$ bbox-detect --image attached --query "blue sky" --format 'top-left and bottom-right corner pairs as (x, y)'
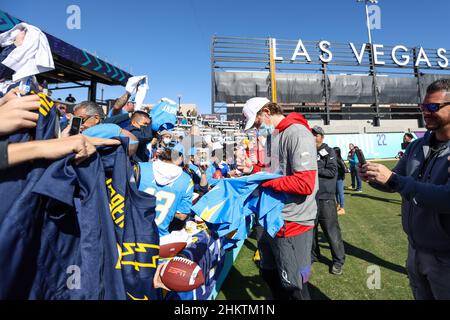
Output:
(2, 0), (449, 113)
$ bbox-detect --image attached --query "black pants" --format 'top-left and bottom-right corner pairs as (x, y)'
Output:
(350, 167), (362, 190)
(406, 244), (450, 300)
(312, 199), (346, 267)
(257, 226), (313, 300)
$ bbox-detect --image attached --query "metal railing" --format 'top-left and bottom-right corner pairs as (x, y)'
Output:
(211, 35), (450, 126)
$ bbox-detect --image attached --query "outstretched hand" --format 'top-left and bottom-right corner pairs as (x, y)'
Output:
(40, 135), (120, 165)
(153, 262), (170, 291)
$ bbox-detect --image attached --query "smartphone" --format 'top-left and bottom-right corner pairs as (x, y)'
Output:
(69, 117), (82, 136)
(197, 148), (210, 166)
(355, 148), (366, 165)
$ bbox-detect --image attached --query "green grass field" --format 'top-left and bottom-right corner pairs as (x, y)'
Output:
(217, 160), (413, 300)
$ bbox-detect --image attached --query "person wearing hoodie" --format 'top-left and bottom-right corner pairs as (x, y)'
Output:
(137, 143), (194, 237)
(311, 126), (345, 275)
(242, 97), (318, 300)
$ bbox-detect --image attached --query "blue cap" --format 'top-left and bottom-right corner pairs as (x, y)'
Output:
(218, 162), (230, 176)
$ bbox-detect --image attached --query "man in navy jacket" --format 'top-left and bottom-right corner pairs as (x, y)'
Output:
(359, 79), (450, 300)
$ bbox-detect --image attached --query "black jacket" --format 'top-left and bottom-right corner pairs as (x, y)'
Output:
(336, 158), (348, 180)
(372, 131), (450, 253)
(316, 143), (338, 200)
(126, 124), (153, 162)
(0, 44), (15, 81)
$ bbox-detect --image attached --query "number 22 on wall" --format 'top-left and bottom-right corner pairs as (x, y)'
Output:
(376, 134), (387, 146)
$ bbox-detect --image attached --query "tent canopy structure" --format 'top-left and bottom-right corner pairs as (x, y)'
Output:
(0, 10), (133, 100)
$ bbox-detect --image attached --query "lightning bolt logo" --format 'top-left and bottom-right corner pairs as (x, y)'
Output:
(127, 292), (149, 300)
(199, 200), (226, 221)
(116, 243), (160, 271)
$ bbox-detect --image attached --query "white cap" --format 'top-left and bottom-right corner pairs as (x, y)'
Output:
(242, 97), (270, 130)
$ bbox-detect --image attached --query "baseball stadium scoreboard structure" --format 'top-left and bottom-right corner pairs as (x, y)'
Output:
(211, 36), (450, 125)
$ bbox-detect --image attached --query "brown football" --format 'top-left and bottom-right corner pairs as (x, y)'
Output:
(160, 257), (205, 292)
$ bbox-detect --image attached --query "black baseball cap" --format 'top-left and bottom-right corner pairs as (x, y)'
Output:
(312, 125), (325, 136)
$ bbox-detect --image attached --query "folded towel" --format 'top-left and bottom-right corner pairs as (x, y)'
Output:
(0, 23), (55, 81)
(126, 75), (149, 111)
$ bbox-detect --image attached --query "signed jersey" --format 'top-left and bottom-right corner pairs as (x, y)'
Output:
(2, 139), (159, 300)
(137, 162), (194, 237)
(0, 93), (57, 299)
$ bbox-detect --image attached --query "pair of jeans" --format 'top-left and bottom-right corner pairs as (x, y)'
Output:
(312, 199), (346, 267)
(406, 244), (450, 300)
(350, 167), (362, 190)
(336, 179), (345, 209)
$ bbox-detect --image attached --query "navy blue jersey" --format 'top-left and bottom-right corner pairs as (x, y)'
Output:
(0, 93), (57, 299)
(0, 92), (57, 218)
(29, 153), (122, 299)
(124, 124), (153, 163)
(102, 140), (161, 300)
(27, 139), (160, 300)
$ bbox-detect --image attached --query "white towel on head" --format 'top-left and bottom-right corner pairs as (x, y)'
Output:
(126, 75), (149, 111)
(0, 23), (54, 81)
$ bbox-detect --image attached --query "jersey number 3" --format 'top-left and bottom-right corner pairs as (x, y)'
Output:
(144, 188), (176, 226)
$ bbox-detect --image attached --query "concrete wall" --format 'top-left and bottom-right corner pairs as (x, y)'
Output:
(307, 119), (422, 135)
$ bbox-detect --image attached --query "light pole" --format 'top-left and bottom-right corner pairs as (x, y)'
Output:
(357, 0), (378, 44)
(232, 100), (238, 122)
(357, 0), (381, 126)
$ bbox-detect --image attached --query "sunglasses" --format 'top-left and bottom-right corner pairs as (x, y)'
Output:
(419, 102), (450, 113)
(81, 115), (96, 124)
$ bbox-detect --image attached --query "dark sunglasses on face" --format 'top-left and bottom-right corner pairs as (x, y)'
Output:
(419, 102), (450, 113)
(81, 115), (95, 124)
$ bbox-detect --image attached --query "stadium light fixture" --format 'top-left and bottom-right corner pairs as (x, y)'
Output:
(177, 94), (182, 109)
(357, 0), (381, 126)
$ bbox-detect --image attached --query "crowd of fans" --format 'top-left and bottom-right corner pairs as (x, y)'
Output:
(3, 74), (444, 301)
(0, 76), (416, 299)
(0, 73), (361, 299)
(1, 24), (449, 301)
